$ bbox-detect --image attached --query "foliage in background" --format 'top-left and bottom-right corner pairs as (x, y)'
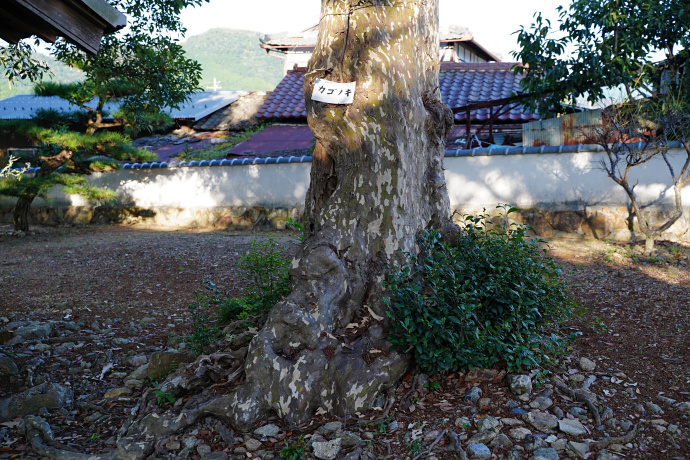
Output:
(1, 0), (209, 135)
(513, 0), (690, 116)
(591, 96), (690, 253)
(385, 206), (577, 375)
(187, 281), (221, 355)
(0, 53), (83, 100)
(0, 39), (51, 84)
(279, 435), (306, 460)
(0, 156), (29, 179)
(175, 123), (271, 161)
(188, 237), (291, 354)
(48, 0), (208, 134)
(0, 118), (154, 231)
(216, 238), (290, 324)
(182, 29), (283, 91)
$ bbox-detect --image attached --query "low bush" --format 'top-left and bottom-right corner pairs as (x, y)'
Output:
(384, 205), (577, 375)
(188, 237), (291, 353)
(216, 238), (290, 323)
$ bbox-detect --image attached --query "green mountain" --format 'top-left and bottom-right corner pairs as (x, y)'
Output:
(0, 54), (84, 100)
(182, 28), (284, 92)
(0, 29), (282, 100)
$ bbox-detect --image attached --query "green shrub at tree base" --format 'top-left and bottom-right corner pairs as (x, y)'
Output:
(188, 237), (291, 354)
(384, 205), (577, 375)
(215, 238), (291, 325)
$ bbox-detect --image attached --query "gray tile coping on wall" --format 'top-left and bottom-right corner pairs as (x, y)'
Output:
(14, 141), (684, 174)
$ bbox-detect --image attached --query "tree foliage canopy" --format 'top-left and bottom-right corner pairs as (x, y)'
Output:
(513, 0), (690, 116)
(0, 39), (51, 84)
(2, 0), (209, 133)
(50, 0), (208, 132)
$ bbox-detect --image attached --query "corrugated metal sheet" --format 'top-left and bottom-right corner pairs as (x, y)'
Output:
(169, 91), (248, 120)
(0, 95), (119, 120)
(522, 109), (602, 147)
(0, 91), (248, 121)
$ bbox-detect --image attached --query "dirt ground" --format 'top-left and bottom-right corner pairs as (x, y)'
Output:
(0, 224), (689, 459)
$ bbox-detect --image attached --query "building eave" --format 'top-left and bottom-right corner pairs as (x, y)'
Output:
(0, 0), (126, 55)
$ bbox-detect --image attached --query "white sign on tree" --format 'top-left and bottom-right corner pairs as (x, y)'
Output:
(311, 78), (356, 104)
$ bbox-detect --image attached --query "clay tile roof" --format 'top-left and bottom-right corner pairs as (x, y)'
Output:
(440, 62), (539, 122)
(255, 68), (308, 120)
(256, 63), (539, 122)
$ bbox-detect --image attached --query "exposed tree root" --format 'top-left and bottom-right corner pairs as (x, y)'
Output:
(589, 425), (639, 449)
(444, 430), (469, 460)
(412, 428), (448, 460)
(552, 378), (602, 427)
(19, 415), (115, 460)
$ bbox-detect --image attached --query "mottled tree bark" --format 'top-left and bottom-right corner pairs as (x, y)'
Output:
(222, 0), (454, 428)
(119, 2), (454, 451)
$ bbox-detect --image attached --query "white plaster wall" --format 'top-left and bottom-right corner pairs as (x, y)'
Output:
(0, 163), (312, 208)
(2, 148), (689, 212)
(444, 148), (690, 211)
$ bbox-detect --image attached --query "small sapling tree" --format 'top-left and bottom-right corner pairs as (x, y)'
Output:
(593, 99), (690, 253)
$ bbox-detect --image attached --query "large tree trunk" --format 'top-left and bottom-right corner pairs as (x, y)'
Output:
(12, 149), (73, 232)
(223, 0), (453, 429)
(12, 194), (35, 232)
(117, 1), (454, 453)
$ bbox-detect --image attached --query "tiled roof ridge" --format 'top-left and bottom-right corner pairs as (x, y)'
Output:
(288, 63), (518, 73)
(14, 141), (686, 174)
(440, 62), (520, 71)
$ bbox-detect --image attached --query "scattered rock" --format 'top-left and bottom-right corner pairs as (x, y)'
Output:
(104, 387), (132, 399)
(15, 322), (52, 340)
(147, 350), (195, 379)
(656, 394), (676, 406)
(530, 395), (553, 411)
(126, 363), (149, 381)
(465, 386), (483, 403)
(530, 447), (559, 460)
(318, 421), (343, 434)
(644, 401), (664, 415)
(523, 434), (548, 451)
(0, 357), (18, 377)
(0, 382), (73, 422)
(510, 375), (533, 399)
(334, 431), (363, 447)
(579, 357), (597, 372)
(566, 440), (589, 458)
(244, 438), (261, 452)
(476, 415), (499, 432)
(254, 423), (280, 438)
(523, 411), (558, 432)
(558, 419), (588, 437)
(128, 355), (148, 367)
(312, 438), (342, 460)
(469, 428), (497, 444)
(501, 418), (524, 427)
(466, 442), (491, 459)
(490, 433), (514, 448)
(465, 368), (500, 382)
(509, 427), (533, 442)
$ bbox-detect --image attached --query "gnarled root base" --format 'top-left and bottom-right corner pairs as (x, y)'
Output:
(111, 233), (409, 458)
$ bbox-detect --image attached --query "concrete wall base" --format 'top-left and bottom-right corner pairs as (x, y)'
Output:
(0, 205), (303, 232)
(2, 203), (689, 244)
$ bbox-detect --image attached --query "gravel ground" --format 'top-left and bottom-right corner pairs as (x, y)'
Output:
(0, 224), (688, 459)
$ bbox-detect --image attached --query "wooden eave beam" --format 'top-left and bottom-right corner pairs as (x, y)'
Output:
(0, 0), (126, 55)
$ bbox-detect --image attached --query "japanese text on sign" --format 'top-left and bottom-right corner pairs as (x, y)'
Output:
(311, 78), (356, 104)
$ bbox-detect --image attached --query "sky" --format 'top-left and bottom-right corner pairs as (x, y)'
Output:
(180, 0), (570, 61)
